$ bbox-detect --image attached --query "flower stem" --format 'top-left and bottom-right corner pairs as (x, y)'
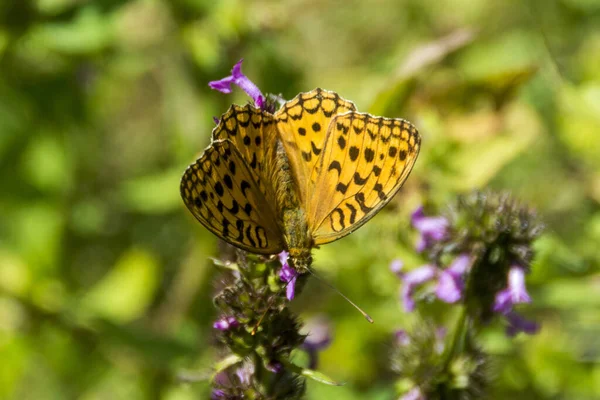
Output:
(442, 304), (469, 372)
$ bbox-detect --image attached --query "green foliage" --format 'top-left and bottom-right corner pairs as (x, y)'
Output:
(0, 0), (598, 399)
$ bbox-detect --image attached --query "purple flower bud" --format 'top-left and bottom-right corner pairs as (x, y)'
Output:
(266, 361), (283, 373)
(505, 311), (540, 337)
(301, 316), (332, 369)
(435, 270), (462, 303)
(394, 329), (410, 346)
(390, 259), (404, 277)
(493, 265), (531, 314)
(209, 59), (265, 109)
(302, 317), (332, 352)
(401, 265), (437, 312)
(213, 316), (239, 331)
(211, 389), (226, 399)
(279, 251), (298, 300)
(400, 387), (426, 400)
(435, 255), (470, 304)
(235, 364), (253, 386)
(278, 250), (289, 266)
(411, 206), (448, 252)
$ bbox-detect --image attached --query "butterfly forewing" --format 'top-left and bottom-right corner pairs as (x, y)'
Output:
(180, 140), (284, 254)
(213, 104), (279, 204)
(309, 112), (420, 244)
(274, 88), (357, 203)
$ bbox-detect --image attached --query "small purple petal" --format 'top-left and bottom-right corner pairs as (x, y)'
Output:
(286, 276), (297, 300)
(211, 389), (226, 399)
(209, 59), (265, 108)
(226, 316), (239, 328)
(395, 329), (410, 346)
(213, 116), (220, 125)
(401, 285), (417, 312)
(505, 311), (540, 337)
(401, 265), (437, 312)
(436, 270), (462, 303)
(415, 237), (428, 253)
(208, 76), (235, 93)
(404, 265), (437, 286)
(410, 206), (448, 252)
(447, 254), (471, 277)
(302, 317), (332, 351)
(507, 265), (531, 304)
(400, 387), (426, 400)
(213, 316), (238, 331)
(279, 262), (297, 282)
(435, 255), (470, 303)
(493, 289), (513, 314)
(279, 258), (299, 300)
(493, 265), (531, 314)
(410, 206), (426, 225)
(278, 250), (289, 266)
(301, 317), (332, 369)
(390, 259), (404, 277)
(235, 363), (253, 386)
(266, 361), (283, 373)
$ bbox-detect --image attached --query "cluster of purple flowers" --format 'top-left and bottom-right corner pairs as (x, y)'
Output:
(393, 205), (539, 336)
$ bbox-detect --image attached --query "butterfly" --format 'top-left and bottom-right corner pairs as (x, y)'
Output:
(180, 88), (420, 272)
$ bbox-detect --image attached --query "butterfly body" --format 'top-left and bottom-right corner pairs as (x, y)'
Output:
(271, 139), (313, 272)
(181, 89), (420, 273)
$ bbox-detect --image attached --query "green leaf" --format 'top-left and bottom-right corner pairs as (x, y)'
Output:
(282, 360), (344, 386)
(211, 354), (243, 381)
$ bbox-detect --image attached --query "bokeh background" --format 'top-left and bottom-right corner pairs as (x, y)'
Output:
(1, 0), (599, 399)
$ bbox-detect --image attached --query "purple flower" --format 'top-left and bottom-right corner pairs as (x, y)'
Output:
(211, 389), (226, 399)
(505, 311), (540, 336)
(400, 387), (426, 400)
(235, 363), (253, 386)
(279, 251), (298, 300)
(493, 265), (531, 314)
(394, 329), (410, 346)
(411, 206), (448, 252)
(435, 254), (470, 304)
(401, 265), (437, 312)
(266, 361), (283, 373)
(213, 316), (239, 331)
(390, 259), (404, 276)
(209, 59), (265, 109)
(301, 316), (332, 369)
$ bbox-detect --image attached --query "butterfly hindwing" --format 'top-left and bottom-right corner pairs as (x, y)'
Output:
(274, 88), (357, 203)
(180, 140), (284, 254)
(309, 112), (421, 244)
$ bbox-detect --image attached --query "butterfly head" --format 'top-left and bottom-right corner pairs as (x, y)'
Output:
(288, 248), (312, 274)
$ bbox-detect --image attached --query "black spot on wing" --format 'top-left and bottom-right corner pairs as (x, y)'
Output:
(311, 141), (322, 156)
(353, 172), (368, 185)
(364, 148), (375, 163)
(336, 182), (348, 194)
(328, 160), (342, 175)
(346, 203), (357, 224)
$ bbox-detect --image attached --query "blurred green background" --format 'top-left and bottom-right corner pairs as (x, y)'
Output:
(1, 0), (599, 399)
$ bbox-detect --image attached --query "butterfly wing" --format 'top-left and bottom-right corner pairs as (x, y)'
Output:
(213, 104), (279, 203)
(308, 112), (420, 244)
(274, 88), (357, 204)
(180, 139), (284, 254)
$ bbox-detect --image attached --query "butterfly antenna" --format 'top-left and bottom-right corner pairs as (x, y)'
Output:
(251, 278), (293, 336)
(307, 269), (374, 323)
